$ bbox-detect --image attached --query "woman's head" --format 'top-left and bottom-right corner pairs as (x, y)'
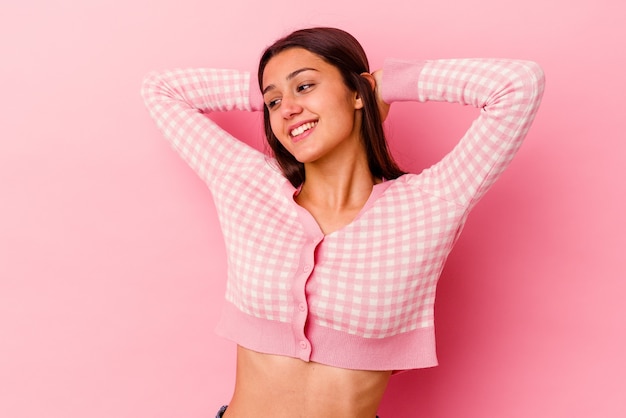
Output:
(258, 27), (404, 187)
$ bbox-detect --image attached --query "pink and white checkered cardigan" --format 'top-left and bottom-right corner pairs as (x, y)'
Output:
(141, 58), (544, 371)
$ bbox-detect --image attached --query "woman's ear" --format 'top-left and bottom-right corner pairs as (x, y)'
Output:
(354, 72), (376, 109)
(360, 72), (376, 91)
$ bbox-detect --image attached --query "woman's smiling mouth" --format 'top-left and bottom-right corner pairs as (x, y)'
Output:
(290, 121), (318, 140)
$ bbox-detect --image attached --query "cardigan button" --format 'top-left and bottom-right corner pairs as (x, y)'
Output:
(299, 341), (308, 350)
(298, 303), (306, 312)
(303, 264), (312, 273)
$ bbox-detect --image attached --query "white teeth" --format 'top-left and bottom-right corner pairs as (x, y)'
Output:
(290, 122), (317, 137)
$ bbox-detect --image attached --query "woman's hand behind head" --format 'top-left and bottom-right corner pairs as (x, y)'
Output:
(371, 70), (390, 121)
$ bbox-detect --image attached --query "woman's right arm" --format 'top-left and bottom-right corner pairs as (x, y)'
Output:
(141, 68), (265, 188)
(378, 58), (545, 209)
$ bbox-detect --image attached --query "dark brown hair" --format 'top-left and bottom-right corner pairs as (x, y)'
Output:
(258, 27), (405, 187)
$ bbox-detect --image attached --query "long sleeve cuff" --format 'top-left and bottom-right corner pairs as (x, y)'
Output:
(381, 59), (427, 103)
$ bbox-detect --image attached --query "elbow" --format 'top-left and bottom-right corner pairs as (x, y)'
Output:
(140, 71), (160, 101)
(519, 60), (546, 101)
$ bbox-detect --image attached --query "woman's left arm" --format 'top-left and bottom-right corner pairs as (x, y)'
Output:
(379, 58), (545, 208)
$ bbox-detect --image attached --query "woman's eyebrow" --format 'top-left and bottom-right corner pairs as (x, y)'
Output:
(263, 67), (319, 95)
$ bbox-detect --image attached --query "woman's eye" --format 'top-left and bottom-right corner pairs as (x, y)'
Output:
(267, 98), (281, 109)
(297, 83), (313, 92)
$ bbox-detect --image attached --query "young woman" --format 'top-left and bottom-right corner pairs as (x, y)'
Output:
(142, 27), (544, 418)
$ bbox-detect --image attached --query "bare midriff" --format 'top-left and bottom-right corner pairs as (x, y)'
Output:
(222, 345), (392, 418)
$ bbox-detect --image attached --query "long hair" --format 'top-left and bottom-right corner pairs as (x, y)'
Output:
(258, 27), (405, 187)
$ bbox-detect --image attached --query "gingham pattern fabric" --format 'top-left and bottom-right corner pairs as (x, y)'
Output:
(141, 59), (544, 371)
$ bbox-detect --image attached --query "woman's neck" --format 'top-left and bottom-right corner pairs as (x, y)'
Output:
(296, 152), (378, 213)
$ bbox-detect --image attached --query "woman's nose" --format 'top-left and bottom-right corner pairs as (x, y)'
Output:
(281, 94), (302, 119)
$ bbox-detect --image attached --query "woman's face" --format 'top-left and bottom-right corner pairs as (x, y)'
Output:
(261, 48), (364, 165)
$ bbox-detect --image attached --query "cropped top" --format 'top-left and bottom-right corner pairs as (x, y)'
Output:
(141, 58), (545, 371)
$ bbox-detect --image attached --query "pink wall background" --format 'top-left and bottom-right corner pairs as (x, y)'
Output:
(1, 1), (624, 417)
